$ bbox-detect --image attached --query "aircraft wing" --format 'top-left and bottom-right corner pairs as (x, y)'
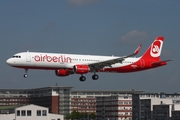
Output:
(88, 44), (142, 71)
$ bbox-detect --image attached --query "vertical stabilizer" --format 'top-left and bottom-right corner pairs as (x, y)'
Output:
(141, 36), (164, 61)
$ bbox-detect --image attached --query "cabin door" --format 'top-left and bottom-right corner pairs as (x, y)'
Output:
(26, 52), (31, 62)
(140, 59), (145, 68)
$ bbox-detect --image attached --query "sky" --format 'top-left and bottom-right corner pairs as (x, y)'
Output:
(0, 0), (180, 93)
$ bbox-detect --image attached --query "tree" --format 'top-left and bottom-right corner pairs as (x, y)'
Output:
(89, 113), (96, 119)
(66, 111), (96, 120)
(65, 114), (71, 120)
(70, 110), (81, 120)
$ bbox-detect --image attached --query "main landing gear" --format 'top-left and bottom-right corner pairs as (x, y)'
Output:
(92, 74), (99, 80)
(79, 75), (86, 81)
(79, 74), (99, 82)
(23, 69), (28, 78)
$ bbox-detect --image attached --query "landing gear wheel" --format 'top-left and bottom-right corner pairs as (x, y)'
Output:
(92, 74), (99, 80)
(24, 74), (28, 78)
(24, 69), (28, 78)
(79, 76), (86, 82)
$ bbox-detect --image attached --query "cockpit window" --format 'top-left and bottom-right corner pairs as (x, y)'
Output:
(12, 56), (21, 58)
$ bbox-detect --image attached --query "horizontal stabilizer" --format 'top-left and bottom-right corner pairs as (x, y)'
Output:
(151, 60), (173, 66)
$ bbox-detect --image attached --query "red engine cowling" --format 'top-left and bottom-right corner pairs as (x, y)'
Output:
(55, 69), (70, 77)
(73, 65), (90, 74)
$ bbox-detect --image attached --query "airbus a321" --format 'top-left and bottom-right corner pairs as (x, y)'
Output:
(6, 36), (171, 81)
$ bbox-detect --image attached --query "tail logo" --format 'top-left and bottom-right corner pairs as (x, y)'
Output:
(152, 45), (160, 53)
(150, 40), (163, 58)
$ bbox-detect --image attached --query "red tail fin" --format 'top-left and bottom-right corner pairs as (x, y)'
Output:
(141, 36), (164, 61)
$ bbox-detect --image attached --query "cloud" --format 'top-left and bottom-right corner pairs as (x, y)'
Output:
(167, 75), (180, 85)
(41, 22), (57, 32)
(162, 49), (174, 59)
(121, 30), (149, 45)
(67, 0), (101, 6)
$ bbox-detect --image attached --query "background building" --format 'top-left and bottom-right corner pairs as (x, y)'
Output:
(132, 93), (180, 120)
(3, 86), (180, 120)
(0, 86), (143, 119)
(28, 86), (72, 115)
(70, 90), (142, 116)
(0, 104), (63, 120)
(96, 94), (132, 120)
(0, 86), (72, 116)
(0, 89), (29, 106)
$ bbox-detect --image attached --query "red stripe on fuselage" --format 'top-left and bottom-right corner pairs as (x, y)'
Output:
(101, 59), (166, 73)
(12, 59), (166, 73)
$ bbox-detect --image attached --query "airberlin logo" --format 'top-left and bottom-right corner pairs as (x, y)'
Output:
(34, 54), (72, 63)
(150, 40), (163, 57)
(152, 45), (160, 53)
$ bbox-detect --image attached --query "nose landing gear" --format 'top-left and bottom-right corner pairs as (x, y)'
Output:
(24, 69), (28, 78)
(24, 74), (28, 78)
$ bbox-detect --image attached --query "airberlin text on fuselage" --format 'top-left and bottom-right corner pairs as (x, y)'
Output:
(34, 54), (72, 63)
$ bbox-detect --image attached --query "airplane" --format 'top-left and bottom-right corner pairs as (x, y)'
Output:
(6, 36), (171, 81)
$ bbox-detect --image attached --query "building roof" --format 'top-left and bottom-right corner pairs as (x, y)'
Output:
(15, 104), (48, 110)
(0, 86), (73, 91)
(72, 89), (144, 93)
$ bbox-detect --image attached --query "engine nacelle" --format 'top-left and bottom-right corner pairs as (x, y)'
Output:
(55, 69), (70, 77)
(73, 65), (90, 74)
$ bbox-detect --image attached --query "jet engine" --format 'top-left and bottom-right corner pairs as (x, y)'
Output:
(55, 69), (70, 77)
(73, 65), (90, 74)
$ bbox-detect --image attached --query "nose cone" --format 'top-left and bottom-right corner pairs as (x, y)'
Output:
(6, 58), (13, 66)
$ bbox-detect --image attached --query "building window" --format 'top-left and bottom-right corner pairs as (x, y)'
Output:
(42, 110), (47, 116)
(57, 119), (61, 120)
(37, 110), (41, 116)
(17, 110), (20, 116)
(27, 110), (31, 116)
(119, 102), (123, 104)
(21, 110), (26, 116)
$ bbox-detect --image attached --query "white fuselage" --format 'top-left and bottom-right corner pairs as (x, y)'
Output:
(6, 52), (141, 71)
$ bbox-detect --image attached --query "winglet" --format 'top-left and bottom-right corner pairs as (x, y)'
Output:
(125, 44), (142, 58)
(134, 44), (142, 55)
